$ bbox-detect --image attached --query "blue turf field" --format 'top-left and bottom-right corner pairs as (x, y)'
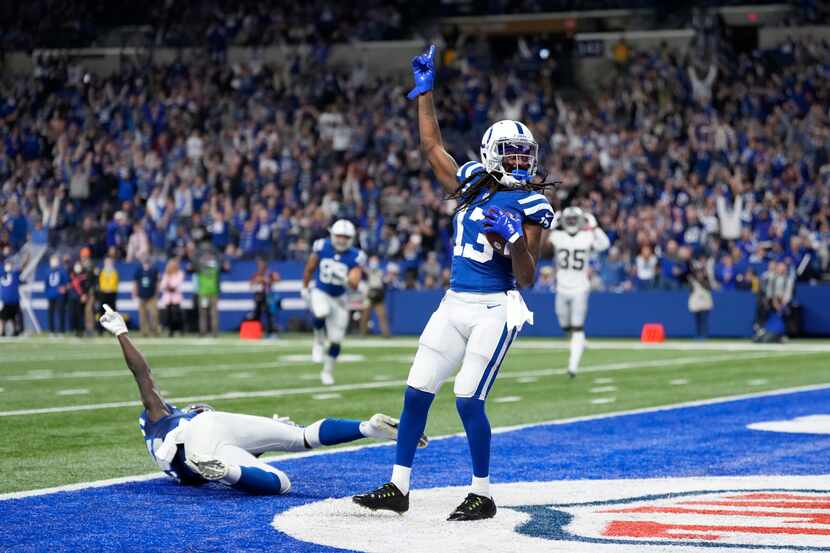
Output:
(3, 387), (830, 552)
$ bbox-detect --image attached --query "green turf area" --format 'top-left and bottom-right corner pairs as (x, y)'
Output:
(2, 335), (830, 494)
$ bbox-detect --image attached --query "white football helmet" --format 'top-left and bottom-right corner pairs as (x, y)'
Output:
(561, 207), (584, 235)
(480, 120), (538, 187)
(330, 219), (356, 251)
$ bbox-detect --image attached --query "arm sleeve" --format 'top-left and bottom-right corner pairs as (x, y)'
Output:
(518, 195), (556, 229)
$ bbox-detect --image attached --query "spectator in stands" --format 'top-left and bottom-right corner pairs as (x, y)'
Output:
(597, 246), (631, 292)
(716, 175), (744, 243)
(385, 263), (403, 290)
(634, 245), (658, 290)
(714, 254), (738, 291)
(133, 256), (160, 337)
(45, 255), (68, 335)
(658, 240), (685, 290)
(533, 266), (555, 292)
(98, 256), (120, 315)
(126, 221), (150, 262)
(361, 255), (390, 338)
(159, 258), (185, 337)
(3, 200), (29, 251)
(106, 212), (130, 258)
(0, 258), (24, 336)
(687, 254), (714, 339)
(250, 258), (280, 338)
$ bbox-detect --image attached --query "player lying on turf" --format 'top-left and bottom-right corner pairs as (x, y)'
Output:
(99, 304), (427, 495)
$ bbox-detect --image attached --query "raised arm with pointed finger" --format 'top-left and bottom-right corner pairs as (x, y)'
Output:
(407, 45), (459, 193)
(99, 304), (169, 422)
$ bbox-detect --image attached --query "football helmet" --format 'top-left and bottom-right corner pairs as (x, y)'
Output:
(330, 219), (356, 252)
(561, 207), (585, 235)
(184, 403), (215, 414)
(480, 120), (538, 187)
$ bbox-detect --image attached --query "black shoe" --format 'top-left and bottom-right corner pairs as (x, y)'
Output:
(353, 482), (409, 514)
(447, 493), (497, 521)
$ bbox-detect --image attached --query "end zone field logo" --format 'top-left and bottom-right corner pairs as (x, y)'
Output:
(515, 489), (830, 550)
(274, 475), (830, 553)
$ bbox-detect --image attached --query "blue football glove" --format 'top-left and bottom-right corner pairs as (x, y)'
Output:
(406, 44), (436, 100)
(483, 207), (523, 244)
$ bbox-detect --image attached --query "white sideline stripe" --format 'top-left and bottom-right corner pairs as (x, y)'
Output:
(5, 336), (830, 352)
(29, 297), (308, 312)
(24, 279), (306, 295)
(3, 357), (362, 382)
(0, 350), (814, 417)
(4, 380), (830, 502)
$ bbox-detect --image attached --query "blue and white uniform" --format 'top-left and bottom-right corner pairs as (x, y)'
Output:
(139, 404), (204, 484)
(310, 238), (366, 343)
(139, 404), (312, 493)
(407, 161), (555, 399)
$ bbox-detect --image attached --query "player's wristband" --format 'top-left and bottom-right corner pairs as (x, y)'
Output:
(508, 232), (521, 244)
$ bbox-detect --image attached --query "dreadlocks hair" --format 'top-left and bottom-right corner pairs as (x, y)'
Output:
(447, 169), (562, 214)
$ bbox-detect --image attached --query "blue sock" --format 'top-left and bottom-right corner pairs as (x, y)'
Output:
(317, 418), (363, 445)
(312, 317), (325, 330)
(328, 343), (341, 358)
(233, 466), (284, 495)
(395, 386), (434, 468)
(456, 397), (491, 478)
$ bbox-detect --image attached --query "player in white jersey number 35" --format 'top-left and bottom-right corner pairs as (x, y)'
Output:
(353, 44), (556, 521)
(549, 206), (610, 377)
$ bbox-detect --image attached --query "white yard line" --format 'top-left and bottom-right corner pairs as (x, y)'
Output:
(0, 350), (815, 417)
(5, 336), (830, 356)
(3, 380), (830, 502)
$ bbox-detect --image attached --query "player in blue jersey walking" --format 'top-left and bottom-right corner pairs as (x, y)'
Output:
(302, 219), (366, 385)
(354, 44), (556, 520)
(98, 305), (425, 495)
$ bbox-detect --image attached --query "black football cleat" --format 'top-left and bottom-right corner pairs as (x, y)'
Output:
(353, 482), (409, 514)
(447, 493), (497, 521)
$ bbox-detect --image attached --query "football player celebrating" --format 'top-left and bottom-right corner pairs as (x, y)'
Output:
(353, 45), (555, 521)
(302, 219), (366, 385)
(98, 304), (425, 495)
(549, 207), (610, 377)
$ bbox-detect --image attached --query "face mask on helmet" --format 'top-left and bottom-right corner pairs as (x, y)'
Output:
(332, 234), (352, 251)
(184, 403), (215, 415)
(485, 138), (538, 187)
(562, 210), (584, 234)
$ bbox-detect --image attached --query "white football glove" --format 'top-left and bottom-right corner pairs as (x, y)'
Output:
(584, 213), (598, 229)
(300, 287), (310, 303)
(100, 304), (128, 337)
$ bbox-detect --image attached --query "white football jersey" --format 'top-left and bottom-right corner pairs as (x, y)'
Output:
(549, 228), (610, 293)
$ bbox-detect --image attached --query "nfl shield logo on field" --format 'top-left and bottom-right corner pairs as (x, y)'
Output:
(517, 489), (830, 550)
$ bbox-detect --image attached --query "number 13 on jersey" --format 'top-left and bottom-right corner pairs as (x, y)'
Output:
(453, 207), (494, 263)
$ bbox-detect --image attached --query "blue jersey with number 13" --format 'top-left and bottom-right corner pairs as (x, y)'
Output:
(450, 161), (555, 293)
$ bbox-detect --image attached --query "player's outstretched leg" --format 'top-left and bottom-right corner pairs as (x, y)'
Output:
(312, 317), (326, 363)
(304, 414), (427, 448)
(187, 446), (291, 495)
(321, 342), (339, 385)
(568, 328), (585, 378)
(448, 397), (497, 521)
(353, 386), (435, 513)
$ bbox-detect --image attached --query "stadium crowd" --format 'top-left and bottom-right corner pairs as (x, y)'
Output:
(1, 31), (829, 318)
(0, 0), (416, 50)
